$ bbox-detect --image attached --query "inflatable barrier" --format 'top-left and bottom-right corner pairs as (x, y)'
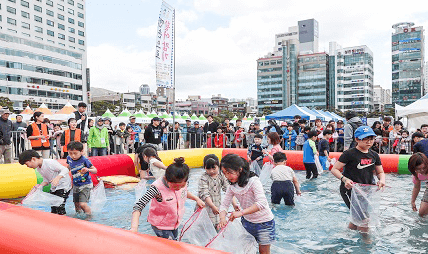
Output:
(0, 149), (411, 199)
(0, 202), (226, 254)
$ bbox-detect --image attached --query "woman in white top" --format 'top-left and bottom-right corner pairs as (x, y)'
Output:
(142, 147), (167, 180)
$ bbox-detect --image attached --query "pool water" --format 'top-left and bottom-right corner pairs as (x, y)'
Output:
(22, 169), (428, 253)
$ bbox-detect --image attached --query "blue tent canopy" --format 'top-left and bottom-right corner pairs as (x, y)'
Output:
(265, 104), (316, 120)
(301, 107), (325, 121)
(329, 112), (345, 121)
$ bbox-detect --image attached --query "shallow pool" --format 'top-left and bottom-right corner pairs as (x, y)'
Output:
(23, 169), (428, 253)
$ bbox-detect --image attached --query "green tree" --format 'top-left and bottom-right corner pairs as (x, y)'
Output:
(23, 99), (37, 109)
(0, 97), (14, 111)
(262, 106), (272, 116)
(91, 100), (116, 117)
(213, 110), (235, 123)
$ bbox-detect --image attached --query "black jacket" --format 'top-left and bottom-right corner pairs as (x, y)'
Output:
(0, 118), (13, 145)
(144, 124), (162, 144)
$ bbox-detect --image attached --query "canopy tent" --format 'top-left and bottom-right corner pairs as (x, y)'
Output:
(198, 115), (207, 121)
(300, 107), (325, 121)
(232, 115), (238, 120)
(147, 111), (158, 118)
(321, 111), (342, 121)
(35, 103), (53, 115)
(314, 110), (332, 122)
(118, 109), (132, 117)
(133, 110), (145, 118)
(56, 102), (76, 115)
(102, 109), (116, 118)
(160, 112), (169, 119)
(329, 112), (345, 122)
(20, 106), (34, 115)
(396, 94), (428, 130)
(265, 104), (316, 120)
(181, 113), (190, 120)
(190, 114), (199, 120)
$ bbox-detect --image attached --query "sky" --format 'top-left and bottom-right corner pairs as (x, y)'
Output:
(86, 0), (428, 101)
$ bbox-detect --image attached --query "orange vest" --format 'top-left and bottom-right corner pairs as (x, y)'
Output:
(30, 122), (50, 148)
(63, 129), (81, 152)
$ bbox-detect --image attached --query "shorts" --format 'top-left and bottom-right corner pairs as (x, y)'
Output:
(422, 187), (428, 203)
(271, 181), (295, 205)
(241, 217), (275, 245)
(151, 225), (178, 241)
(73, 188), (91, 203)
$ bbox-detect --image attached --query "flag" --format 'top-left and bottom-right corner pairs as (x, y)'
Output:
(156, 1), (174, 88)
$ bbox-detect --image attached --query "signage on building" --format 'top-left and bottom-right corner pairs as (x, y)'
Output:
(259, 100), (282, 105)
(276, 32), (298, 38)
(344, 48), (365, 55)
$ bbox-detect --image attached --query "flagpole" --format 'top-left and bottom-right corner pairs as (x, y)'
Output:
(172, 8), (176, 127)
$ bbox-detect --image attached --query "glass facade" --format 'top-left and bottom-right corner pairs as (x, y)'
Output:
(257, 57), (283, 112)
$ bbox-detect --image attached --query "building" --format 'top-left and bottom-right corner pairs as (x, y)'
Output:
(122, 92), (136, 112)
(392, 22), (425, 106)
(139, 84), (150, 95)
(335, 45), (374, 112)
(211, 94), (229, 112)
(228, 101), (247, 116)
(424, 61), (428, 95)
(373, 85), (385, 111)
(191, 101), (209, 115)
(0, 0), (88, 112)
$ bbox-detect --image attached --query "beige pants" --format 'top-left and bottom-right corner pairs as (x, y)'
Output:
(0, 144), (12, 164)
(36, 149), (50, 159)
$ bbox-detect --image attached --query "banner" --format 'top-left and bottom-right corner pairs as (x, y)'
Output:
(156, 1), (174, 88)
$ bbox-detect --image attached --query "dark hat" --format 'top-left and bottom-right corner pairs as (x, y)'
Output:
(129, 116), (136, 119)
(337, 120), (344, 124)
(152, 117), (161, 121)
(194, 121), (199, 125)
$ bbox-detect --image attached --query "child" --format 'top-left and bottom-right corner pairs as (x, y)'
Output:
(234, 127), (244, 148)
(66, 141), (97, 216)
(331, 126), (386, 233)
(126, 125), (135, 154)
(396, 130), (411, 154)
(271, 152), (301, 206)
(51, 124), (63, 159)
(283, 123), (297, 150)
(247, 134), (266, 173)
(214, 126), (227, 148)
(61, 118), (82, 159)
(142, 147), (167, 180)
(206, 131), (213, 148)
(303, 130), (319, 179)
(318, 130), (332, 171)
(131, 157), (205, 240)
(19, 150), (72, 215)
(198, 154), (239, 228)
(219, 154), (275, 254)
(114, 122), (129, 154)
(408, 152), (428, 217)
(264, 132), (283, 163)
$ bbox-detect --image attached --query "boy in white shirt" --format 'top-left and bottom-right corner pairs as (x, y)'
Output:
(19, 149), (72, 215)
(270, 152), (301, 206)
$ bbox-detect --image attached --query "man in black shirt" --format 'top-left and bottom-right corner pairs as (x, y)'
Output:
(144, 117), (162, 150)
(331, 126), (385, 232)
(203, 115), (219, 134)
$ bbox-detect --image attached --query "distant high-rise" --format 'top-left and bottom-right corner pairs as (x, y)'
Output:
(139, 84), (150, 95)
(392, 22), (425, 106)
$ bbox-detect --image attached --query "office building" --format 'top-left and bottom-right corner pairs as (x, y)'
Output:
(0, 0), (88, 112)
(139, 84), (150, 95)
(392, 22), (425, 106)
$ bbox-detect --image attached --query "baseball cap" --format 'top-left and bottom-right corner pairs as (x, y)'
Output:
(129, 116), (136, 120)
(194, 121), (199, 125)
(337, 120), (344, 124)
(207, 131), (212, 134)
(0, 107), (11, 115)
(185, 118), (191, 122)
(354, 126), (376, 140)
(152, 117), (161, 121)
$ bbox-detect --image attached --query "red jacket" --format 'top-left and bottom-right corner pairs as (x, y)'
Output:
(214, 133), (227, 148)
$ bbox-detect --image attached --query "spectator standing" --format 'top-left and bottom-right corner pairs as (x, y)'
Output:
(396, 130), (411, 154)
(266, 119), (283, 136)
(390, 121), (403, 153)
(104, 118), (115, 154)
(12, 114), (27, 159)
(0, 107), (13, 163)
(182, 119), (192, 149)
(128, 116), (142, 151)
(293, 115), (301, 135)
(74, 102), (88, 154)
(114, 122), (129, 154)
(421, 124), (428, 138)
(27, 112), (50, 159)
(325, 123), (338, 152)
(144, 117), (163, 150)
(343, 111), (362, 151)
(335, 120), (345, 152)
(87, 117), (109, 156)
(381, 116), (394, 153)
(60, 118), (82, 158)
(283, 123), (297, 150)
(168, 122), (181, 150)
(413, 132), (428, 158)
(189, 121), (204, 148)
(203, 115), (219, 134)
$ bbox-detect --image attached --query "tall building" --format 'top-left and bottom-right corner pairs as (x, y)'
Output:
(392, 22), (425, 106)
(0, 0), (88, 112)
(373, 85), (385, 111)
(335, 46), (374, 112)
(424, 61), (428, 95)
(139, 84), (150, 95)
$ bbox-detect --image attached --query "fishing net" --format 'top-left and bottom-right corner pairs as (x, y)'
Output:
(134, 179), (148, 203)
(259, 162), (274, 185)
(90, 180), (107, 213)
(21, 186), (64, 207)
(314, 155), (323, 174)
(206, 218), (258, 254)
(249, 160), (261, 176)
(349, 183), (381, 227)
(179, 208), (217, 246)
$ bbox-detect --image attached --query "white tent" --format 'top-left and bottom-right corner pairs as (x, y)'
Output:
(396, 94), (428, 130)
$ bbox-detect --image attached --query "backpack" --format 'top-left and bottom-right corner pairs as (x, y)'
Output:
(349, 121), (363, 148)
(296, 132), (306, 145)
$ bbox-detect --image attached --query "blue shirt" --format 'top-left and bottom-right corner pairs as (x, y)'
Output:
(67, 155), (93, 187)
(128, 123), (142, 142)
(303, 140), (315, 163)
(413, 139), (428, 158)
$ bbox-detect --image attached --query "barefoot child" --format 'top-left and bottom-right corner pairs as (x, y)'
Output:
(19, 150), (72, 215)
(131, 157), (205, 240)
(142, 147), (167, 180)
(303, 130), (319, 179)
(198, 154), (239, 229)
(408, 152), (428, 217)
(271, 152), (301, 206)
(247, 134), (266, 175)
(219, 154), (275, 254)
(331, 126), (386, 233)
(66, 141), (97, 216)
(318, 130), (332, 171)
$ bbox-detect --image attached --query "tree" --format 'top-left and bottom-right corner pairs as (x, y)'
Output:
(262, 106), (272, 116)
(23, 99), (37, 109)
(213, 110), (235, 124)
(91, 101), (116, 117)
(0, 97), (14, 111)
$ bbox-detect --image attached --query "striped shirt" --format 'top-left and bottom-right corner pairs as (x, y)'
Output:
(220, 176), (274, 223)
(133, 185), (162, 212)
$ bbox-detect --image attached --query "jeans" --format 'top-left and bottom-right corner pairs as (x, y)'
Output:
(151, 225), (178, 240)
(91, 147), (107, 157)
(319, 155), (328, 171)
(0, 144), (12, 164)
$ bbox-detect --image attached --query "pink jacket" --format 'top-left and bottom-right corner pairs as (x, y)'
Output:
(147, 178), (188, 230)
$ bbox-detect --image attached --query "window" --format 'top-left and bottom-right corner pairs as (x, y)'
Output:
(46, 9), (54, 16)
(47, 39), (54, 44)
(34, 5), (42, 12)
(35, 26), (43, 33)
(77, 12), (83, 18)
(68, 17), (74, 24)
(7, 6), (16, 14)
(21, 11), (29, 18)
(47, 30), (54, 36)
(35, 36), (43, 41)
(21, 0), (29, 8)
(69, 36), (75, 42)
(68, 0), (74, 5)
(58, 23), (64, 30)
(58, 4), (64, 11)
(78, 30), (84, 36)
(69, 27), (75, 33)
(58, 33), (65, 40)
(22, 32), (30, 37)
(21, 22), (30, 29)
(78, 39), (84, 45)
(47, 20), (54, 26)
(68, 8), (74, 15)
(7, 18), (17, 26)
(78, 21), (84, 28)
(59, 43), (65, 46)
(77, 3), (83, 9)
(7, 28), (17, 33)
(46, 0), (53, 6)
(8, 0), (16, 3)
(34, 15), (42, 22)
(58, 14), (64, 20)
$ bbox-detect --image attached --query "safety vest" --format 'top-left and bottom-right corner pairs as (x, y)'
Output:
(63, 129), (81, 152)
(30, 122), (50, 148)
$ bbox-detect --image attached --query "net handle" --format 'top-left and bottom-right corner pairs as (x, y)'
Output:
(178, 207), (203, 241)
(204, 212), (233, 248)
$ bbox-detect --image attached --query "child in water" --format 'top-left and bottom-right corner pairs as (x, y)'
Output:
(271, 152), (301, 206)
(198, 154), (239, 229)
(131, 157), (205, 240)
(408, 152), (428, 217)
(142, 147), (167, 180)
(219, 154), (275, 254)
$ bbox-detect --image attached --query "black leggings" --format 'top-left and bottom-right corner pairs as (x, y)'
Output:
(50, 189), (71, 215)
(340, 184), (351, 209)
(304, 163), (318, 179)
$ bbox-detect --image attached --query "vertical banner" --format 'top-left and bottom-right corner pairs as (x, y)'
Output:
(156, 1), (174, 88)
